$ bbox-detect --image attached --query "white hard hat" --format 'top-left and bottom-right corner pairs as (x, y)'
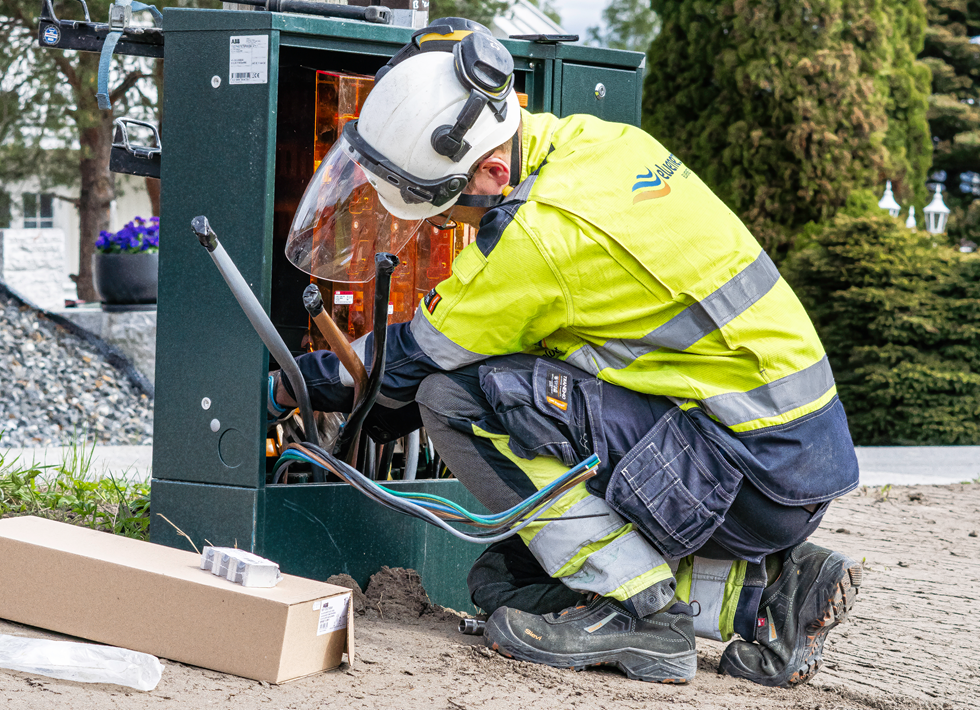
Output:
(344, 35), (521, 220)
(284, 22), (520, 283)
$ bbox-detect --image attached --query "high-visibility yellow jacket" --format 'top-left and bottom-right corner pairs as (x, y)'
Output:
(299, 109), (858, 507)
(413, 109), (835, 435)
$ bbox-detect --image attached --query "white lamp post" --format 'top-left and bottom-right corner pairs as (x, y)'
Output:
(878, 181), (901, 217)
(905, 206), (916, 230)
(923, 185), (951, 234)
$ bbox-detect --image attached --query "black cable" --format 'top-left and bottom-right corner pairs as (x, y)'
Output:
(377, 442), (395, 481)
(336, 253), (398, 461)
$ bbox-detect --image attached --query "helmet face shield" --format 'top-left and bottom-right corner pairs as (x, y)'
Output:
(285, 136), (424, 283)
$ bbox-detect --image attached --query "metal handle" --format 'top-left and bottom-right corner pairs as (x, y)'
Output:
(303, 283), (368, 405)
(112, 117), (161, 158)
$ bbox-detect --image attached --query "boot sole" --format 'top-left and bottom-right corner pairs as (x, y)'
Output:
(719, 551), (862, 687)
(785, 554), (862, 686)
(483, 613), (697, 684)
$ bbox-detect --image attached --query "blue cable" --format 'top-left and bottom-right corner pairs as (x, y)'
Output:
(274, 446), (602, 543)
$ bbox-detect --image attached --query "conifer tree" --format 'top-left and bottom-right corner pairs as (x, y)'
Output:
(643, 1), (931, 259)
(920, 0), (980, 243)
(586, 0), (660, 54)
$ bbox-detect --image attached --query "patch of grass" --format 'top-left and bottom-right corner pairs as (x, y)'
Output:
(874, 483), (892, 503)
(0, 432), (150, 540)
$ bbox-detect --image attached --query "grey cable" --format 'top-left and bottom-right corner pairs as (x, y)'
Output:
(206, 242), (320, 450)
(403, 430), (420, 481)
(325, 447), (580, 544)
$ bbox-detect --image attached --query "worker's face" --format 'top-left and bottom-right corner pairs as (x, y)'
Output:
(433, 148), (513, 229)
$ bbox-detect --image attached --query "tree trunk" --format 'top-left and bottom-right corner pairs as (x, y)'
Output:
(74, 54), (116, 303)
(146, 56), (164, 217)
(146, 178), (161, 216)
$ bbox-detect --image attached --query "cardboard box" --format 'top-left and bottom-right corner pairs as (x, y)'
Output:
(0, 516), (353, 683)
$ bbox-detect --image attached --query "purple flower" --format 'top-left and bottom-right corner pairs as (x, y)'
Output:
(95, 217), (160, 254)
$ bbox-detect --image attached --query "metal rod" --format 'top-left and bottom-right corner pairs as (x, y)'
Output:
(335, 252), (398, 461)
(191, 215), (324, 481)
(377, 441), (395, 481)
(364, 438), (377, 482)
(303, 284), (368, 405)
(232, 0), (392, 23)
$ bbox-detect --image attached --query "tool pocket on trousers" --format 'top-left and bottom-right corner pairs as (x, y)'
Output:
(479, 356), (602, 468)
(605, 407), (742, 559)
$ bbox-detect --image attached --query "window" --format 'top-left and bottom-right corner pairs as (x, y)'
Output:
(0, 190), (10, 229)
(23, 192), (54, 229)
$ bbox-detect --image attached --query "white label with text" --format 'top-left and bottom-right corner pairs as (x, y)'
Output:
(229, 36), (268, 85)
(317, 595), (350, 636)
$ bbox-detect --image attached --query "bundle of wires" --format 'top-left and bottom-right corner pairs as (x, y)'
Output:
(272, 442), (603, 544)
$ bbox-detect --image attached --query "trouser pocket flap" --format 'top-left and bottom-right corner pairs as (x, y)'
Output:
(606, 407), (742, 558)
(479, 355), (603, 467)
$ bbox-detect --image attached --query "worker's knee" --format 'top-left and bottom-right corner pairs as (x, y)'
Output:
(417, 369), (490, 424)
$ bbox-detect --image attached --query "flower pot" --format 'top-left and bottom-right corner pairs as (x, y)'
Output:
(92, 252), (158, 307)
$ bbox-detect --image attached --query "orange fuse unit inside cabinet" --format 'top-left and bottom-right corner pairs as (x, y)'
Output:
(306, 70), (485, 347)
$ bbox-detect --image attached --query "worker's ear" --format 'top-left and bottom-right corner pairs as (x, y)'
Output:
(467, 153), (511, 195)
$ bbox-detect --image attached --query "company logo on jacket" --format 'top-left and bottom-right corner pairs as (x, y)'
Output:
(632, 154), (684, 204)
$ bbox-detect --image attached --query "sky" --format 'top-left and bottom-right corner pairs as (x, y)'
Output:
(550, 0), (610, 40)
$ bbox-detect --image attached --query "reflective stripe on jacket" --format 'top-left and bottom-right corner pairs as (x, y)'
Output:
(415, 110), (834, 434)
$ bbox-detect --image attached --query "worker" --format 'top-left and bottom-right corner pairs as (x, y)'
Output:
(271, 19), (863, 687)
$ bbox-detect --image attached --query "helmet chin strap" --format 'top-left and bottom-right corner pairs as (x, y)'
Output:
(455, 193), (505, 208)
(454, 131), (522, 209)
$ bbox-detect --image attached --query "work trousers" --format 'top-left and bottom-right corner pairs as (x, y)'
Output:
(414, 354), (829, 641)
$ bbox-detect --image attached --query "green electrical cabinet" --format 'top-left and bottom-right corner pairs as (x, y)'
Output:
(150, 8), (644, 611)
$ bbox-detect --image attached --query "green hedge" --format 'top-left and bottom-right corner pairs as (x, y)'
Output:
(784, 198), (980, 444)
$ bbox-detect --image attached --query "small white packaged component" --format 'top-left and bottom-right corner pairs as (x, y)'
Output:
(200, 546), (282, 588)
(200, 546), (217, 570)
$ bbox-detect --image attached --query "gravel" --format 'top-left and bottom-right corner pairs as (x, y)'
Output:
(0, 289), (154, 448)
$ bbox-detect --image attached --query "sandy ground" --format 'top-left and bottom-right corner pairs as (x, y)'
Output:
(2, 482), (978, 710)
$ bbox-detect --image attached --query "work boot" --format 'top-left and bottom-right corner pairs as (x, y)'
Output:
(718, 542), (862, 687)
(483, 595), (697, 683)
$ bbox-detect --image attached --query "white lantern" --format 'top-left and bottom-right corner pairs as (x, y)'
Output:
(905, 206), (916, 230)
(878, 181), (901, 217)
(923, 185), (951, 234)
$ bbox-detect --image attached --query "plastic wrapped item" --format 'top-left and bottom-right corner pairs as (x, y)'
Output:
(200, 546), (282, 588)
(0, 634), (163, 691)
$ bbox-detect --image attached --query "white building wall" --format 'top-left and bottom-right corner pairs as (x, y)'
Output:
(3, 174), (152, 301)
(0, 227), (66, 311)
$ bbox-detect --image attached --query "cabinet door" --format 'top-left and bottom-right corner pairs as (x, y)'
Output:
(559, 63), (640, 126)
